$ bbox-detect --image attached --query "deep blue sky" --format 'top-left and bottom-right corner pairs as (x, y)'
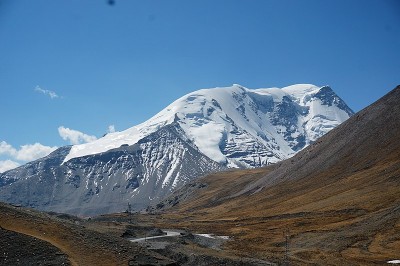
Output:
(0, 0), (399, 170)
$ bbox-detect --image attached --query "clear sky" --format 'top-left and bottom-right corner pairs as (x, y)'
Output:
(0, 0), (399, 172)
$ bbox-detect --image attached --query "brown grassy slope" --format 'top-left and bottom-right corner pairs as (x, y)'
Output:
(0, 203), (175, 266)
(152, 86), (400, 265)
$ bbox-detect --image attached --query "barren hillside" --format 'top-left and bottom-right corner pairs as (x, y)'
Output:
(0, 203), (175, 266)
(148, 86), (400, 265)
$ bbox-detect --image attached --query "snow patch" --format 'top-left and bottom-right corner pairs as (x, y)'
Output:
(196, 233), (230, 240)
(61, 84), (352, 169)
(183, 121), (226, 164)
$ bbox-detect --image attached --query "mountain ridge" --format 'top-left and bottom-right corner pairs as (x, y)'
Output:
(0, 84), (353, 215)
(148, 85), (400, 265)
(64, 84), (352, 167)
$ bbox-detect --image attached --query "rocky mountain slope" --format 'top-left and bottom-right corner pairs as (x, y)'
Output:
(0, 84), (352, 216)
(150, 86), (400, 265)
(0, 226), (70, 266)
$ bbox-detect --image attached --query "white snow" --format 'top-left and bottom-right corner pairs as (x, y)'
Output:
(282, 84), (320, 102)
(388, 260), (400, 264)
(62, 84), (352, 167)
(196, 233), (230, 240)
(303, 97), (349, 142)
(162, 153), (180, 188)
(196, 233), (214, 238)
(253, 87), (287, 102)
(184, 121), (226, 163)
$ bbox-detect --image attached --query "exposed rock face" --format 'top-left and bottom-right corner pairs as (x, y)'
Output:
(148, 86), (400, 265)
(0, 125), (224, 216)
(0, 84), (352, 215)
(240, 85), (400, 194)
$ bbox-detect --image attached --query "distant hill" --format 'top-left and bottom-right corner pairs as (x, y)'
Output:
(151, 86), (400, 265)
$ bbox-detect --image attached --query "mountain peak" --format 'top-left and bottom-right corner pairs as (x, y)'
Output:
(0, 83), (353, 215)
(63, 84), (352, 167)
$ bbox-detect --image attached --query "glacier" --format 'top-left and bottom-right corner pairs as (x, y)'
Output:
(0, 84), (353, 215)
(64, 84), (352, 168)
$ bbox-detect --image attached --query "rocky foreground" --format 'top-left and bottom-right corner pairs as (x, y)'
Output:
(0, 203), (175, 266)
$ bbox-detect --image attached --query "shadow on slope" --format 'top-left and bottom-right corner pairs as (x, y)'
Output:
(149, 86), (400, 265)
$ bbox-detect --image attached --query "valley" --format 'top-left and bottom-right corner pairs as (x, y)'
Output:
(143, 85), (400, 265)
(2, 1), (398, 265)
(1, 86), (399, 265)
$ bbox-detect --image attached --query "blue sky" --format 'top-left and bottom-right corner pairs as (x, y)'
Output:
(0, 0), (399, 172)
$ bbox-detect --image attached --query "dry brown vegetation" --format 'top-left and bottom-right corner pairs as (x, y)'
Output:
(149, 161), (400, 265)
(0, 203), (175, 266)
(1, 87), (399, 265)
(146, 86), (400, 265)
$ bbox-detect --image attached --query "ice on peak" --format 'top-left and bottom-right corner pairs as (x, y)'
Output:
(63, 83), (351, 166)
(320, 85), (332, 90)
(232, 83), (246, 89)
(281, 84), (319, 100)
(282, 83), (320, 92)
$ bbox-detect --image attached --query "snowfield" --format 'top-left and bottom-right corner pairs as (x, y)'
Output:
(63, 84), (352, 168)
(0, 83), (354, 216)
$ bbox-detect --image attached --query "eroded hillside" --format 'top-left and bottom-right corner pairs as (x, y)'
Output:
(146, 86), (400, 265)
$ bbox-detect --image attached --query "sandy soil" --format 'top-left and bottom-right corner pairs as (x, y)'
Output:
(0, 203), (175, 266)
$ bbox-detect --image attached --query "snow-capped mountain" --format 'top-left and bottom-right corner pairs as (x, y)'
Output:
(65, 84), (352, 167)
(0, 84), (353, 215)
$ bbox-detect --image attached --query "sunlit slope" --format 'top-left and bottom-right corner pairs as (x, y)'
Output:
(155, 86), (400, 265)
(0, 84), (352, 216)
(0, 203), (174, 266)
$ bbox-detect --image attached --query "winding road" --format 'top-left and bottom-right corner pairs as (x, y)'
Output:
(129, 230), (181, 242)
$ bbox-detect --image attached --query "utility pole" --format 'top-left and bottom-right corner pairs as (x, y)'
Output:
(127, 202), (132, 223)
(283, 228), (290, 266)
